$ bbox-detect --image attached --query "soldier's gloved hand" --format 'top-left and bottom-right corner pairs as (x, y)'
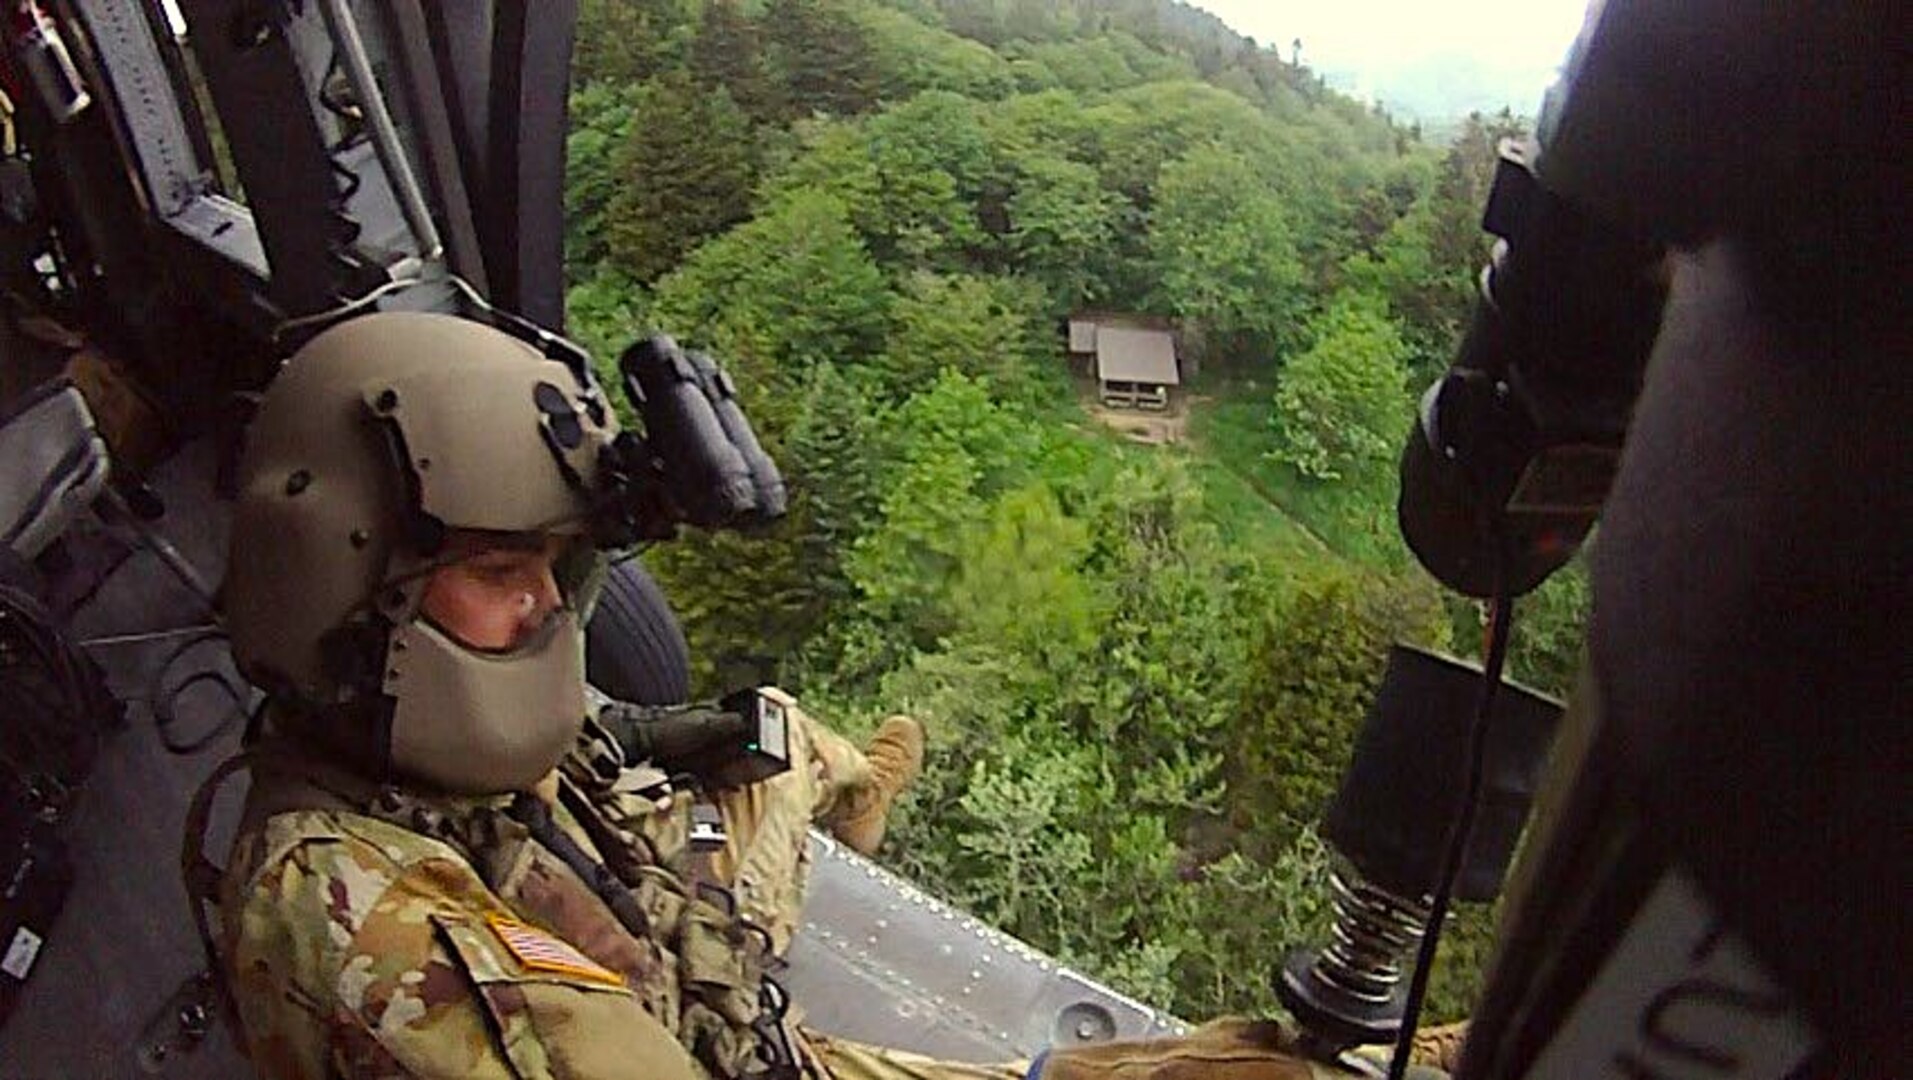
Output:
(599, 700), (750, 765)
(1028, 1018), (1451, 1080)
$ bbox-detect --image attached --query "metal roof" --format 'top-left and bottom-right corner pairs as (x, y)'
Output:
(1094, 327), (1179, 386)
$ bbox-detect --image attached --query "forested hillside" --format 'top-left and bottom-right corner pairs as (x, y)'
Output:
(563, 0), (1588, 1023)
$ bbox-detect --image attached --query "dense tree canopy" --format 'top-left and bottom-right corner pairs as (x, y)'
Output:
(565, 0), (1575, 1025)
(603, 76), (758, 284)
(1271, 292), (1413, 482)
(1149, 146), (1308, 360)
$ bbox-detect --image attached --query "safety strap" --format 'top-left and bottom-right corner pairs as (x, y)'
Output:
(513, 785), (800, 1080)
(507, 791), (655, 938)
(184, 742), (805, 1079)
(179, 749), (258, 1055)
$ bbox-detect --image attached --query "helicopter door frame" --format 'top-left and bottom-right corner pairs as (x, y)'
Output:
(55, 0), (272, 322)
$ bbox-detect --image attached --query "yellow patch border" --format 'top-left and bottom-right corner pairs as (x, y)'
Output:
(484, 913), (627, 988)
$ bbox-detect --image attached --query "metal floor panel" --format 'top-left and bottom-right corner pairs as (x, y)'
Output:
(784, 833), (1185, 1063)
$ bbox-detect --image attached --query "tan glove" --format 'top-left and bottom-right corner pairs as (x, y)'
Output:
(1410, 1021), (1468, 1074)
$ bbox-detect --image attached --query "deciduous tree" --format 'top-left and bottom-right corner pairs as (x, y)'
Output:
(1271, 292), (1413, 482)
(564, 81), (641, 273)
(649, 189), (891, 391)
(876, 271), (1053, 403)
(1149, 145), (1308, 361)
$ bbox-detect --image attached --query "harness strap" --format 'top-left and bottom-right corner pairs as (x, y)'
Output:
(509, 790), (800, 1080)
(185, 741), (805, 1079)
(507, 791), (655, 938)
(179, 749), (259, 1054)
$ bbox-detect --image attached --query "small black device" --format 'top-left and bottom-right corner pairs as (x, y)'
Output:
(0, 781), (71, 1032)
(598, 687), (793, 793)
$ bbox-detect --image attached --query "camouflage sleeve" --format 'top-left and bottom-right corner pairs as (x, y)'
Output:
(229, 813), (706, 1080)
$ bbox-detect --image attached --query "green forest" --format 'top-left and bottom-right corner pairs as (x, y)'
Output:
(562, 0), (1588, 1025)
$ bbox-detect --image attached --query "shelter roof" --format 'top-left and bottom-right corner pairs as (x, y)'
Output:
(1095, 326), (1179, 385)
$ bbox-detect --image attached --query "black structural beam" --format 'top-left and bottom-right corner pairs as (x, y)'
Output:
(478, 0), (577, 330)
(174, 0), (354, 320)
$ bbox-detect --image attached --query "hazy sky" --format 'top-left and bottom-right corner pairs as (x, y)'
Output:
(1191, 0), (1595, 115)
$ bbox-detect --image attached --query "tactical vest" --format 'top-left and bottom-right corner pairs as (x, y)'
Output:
(183, 725), (805, 1080)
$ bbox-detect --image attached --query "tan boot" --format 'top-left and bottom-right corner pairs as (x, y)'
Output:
(1410, 1020), (1469, 1073)
(828, 715), (924, 856)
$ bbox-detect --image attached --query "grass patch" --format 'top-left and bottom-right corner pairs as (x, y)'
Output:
(1189, 385), (1417, 570)
(1183, 454), (1327, 566)
(1062, 382), (1332, 571)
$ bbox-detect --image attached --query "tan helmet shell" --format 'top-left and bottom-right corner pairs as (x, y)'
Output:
(225, 312), (617, 789)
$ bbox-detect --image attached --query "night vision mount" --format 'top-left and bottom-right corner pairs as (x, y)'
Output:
(480, 301), (788, 546)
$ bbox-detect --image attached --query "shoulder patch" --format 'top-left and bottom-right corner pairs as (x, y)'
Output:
(484, 913), (627, 988)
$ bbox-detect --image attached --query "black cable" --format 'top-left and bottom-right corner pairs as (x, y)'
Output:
(316, 49), (368, 243)
(1384, 543), (1516, 1080)
(150, 628), (248, 755)
(608, 544), (654, 566)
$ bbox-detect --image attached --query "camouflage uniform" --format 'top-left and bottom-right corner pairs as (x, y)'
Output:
(221, 693), (985, 1080)
(217, 696), (1352, 1080)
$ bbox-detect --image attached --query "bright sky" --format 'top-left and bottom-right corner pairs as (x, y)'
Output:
(1191, 0), (1595, 114)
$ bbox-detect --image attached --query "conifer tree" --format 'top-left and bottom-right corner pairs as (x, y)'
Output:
(690, 0), (773, 123)
(573, 0), (685, 85)
(764, 0), (879, 119)
(603, 74), (757, 284)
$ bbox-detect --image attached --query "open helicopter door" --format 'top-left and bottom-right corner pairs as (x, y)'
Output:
(0, 3), (1182, 1074)
(166, 0), (579, 329)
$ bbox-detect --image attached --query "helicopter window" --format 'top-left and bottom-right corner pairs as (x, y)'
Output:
(164, 4), (245, 206)
(54, 1), (269, 282)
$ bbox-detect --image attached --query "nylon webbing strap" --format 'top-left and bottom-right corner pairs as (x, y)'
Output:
(181, 752), (255, 934)
(179, 739), (392, 1056)
(179, 749), (259, 1055)
(507, 792), (653, 938)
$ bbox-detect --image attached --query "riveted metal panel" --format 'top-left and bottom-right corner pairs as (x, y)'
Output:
(785, 832), (1187, 1063)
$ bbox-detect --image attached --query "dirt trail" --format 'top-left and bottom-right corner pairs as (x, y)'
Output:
(1079, 388), (1335, 555)
(1079, 397), (1192, 445)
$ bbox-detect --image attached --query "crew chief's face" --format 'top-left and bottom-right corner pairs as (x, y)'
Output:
(419, 533), (566, 651)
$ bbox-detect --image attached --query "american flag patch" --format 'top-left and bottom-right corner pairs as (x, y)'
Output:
(484, 914), (627, 988)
